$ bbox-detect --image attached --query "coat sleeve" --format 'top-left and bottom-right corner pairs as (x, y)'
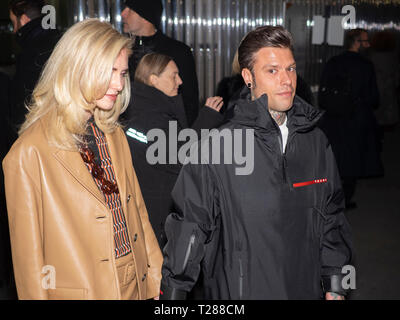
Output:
(190, 106), (224, 135)
(176, 46), (199, 127)
(2, 146), (48, 299)
(160, 161), (220, 300)
(320, 141), (354, 296)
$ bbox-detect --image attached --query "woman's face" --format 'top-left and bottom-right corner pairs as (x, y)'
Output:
(95, 48), (129, 111)
(151, 60), (183, 97)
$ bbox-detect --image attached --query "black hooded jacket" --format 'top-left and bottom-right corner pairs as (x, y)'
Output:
(124, 81), (223, 247)
(160, 89), (353, 300)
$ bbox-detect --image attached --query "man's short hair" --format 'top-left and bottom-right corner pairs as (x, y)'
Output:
(238, 25), (294, 73)
(344, 28), (367, 50)
(9, 0), (45, 19)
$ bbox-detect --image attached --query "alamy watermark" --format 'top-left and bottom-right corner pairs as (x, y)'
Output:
(41, 5), (56, 30)
(341, 5), (356, 29)
(41, 265), (56, 290)
(127, 121), (255, 175)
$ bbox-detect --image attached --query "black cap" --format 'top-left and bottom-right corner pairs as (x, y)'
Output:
(124, 0), (163, 30)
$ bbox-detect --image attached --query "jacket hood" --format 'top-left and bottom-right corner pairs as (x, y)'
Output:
(230, 87), (323, 133)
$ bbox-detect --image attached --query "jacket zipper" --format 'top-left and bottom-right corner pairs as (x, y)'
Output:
(182, 234), (196, 272)
(277, 131), (287, 184)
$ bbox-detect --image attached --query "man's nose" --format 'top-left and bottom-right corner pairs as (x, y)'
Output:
(280, 70), (292, 86)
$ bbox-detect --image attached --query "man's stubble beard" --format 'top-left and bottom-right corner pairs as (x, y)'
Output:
(251, 75), (287, 127)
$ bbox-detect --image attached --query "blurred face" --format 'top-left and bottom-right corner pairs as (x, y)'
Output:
(358, 31), (370, 50)
(95, 49), (129, 111)
(151, 61), (183, 97)
(242, 47), (297, 113)
(121, 7), (144, 34)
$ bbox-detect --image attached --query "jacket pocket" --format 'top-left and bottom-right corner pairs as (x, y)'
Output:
(182, 233), (196, 272)
(48, 287), (87, 300)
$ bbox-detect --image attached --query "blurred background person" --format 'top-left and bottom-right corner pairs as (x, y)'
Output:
(8, 0), (60, 144)
(369, 31), (399, 130)
(318, 28), (384, 210)
(124, 52), (223, 248)
(2, 19), (162, 300)
(121, 0), (199, 126)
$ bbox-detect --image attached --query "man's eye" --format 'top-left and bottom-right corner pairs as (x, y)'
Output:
(269, 69), (277, 74)
(122, 73), (128, 77)
(288, 67), (296, 72)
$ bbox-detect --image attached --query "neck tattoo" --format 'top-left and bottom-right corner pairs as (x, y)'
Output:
(270, 110), (286, 126)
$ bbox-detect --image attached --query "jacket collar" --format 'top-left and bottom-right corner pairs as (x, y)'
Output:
(16, 17), (44, 47)
(51, 121), (127, 210)
(132, 81), (188, 128)
(231, 87), (322, 134)
(134, 30), (162, 47)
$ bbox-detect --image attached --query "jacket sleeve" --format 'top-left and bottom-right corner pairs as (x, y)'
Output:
(320, 141), (354, 296)
(191, 106), (224, 135)
(2, 147), (48, 299)
(160, 161), (220, 300)
(176, 47), (199, 127)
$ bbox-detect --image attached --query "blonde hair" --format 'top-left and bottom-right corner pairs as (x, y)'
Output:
(231, 50), (240, 75)
(134, 53), (173, 86)
(19, 19), (133, 150)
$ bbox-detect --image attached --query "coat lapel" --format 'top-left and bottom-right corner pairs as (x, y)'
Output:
(53, 149), (106, 207)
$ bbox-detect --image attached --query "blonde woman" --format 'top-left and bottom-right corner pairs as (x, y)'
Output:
(2, 19), (162, 300)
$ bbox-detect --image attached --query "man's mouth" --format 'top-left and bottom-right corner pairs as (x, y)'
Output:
(277, 91), (293, 97)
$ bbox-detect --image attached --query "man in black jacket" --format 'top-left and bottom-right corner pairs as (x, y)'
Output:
(161, 26), (353, 300)
(121, 0), (199, 126)
(318, 29), (383, 209)
(8, 0), (60, 144)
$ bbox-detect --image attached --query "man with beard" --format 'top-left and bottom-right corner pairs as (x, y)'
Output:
(318, 28), (383, 209)
(160, 26), (353, 300)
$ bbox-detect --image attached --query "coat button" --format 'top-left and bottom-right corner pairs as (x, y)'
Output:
(127, 195), (131, 202)
(142, 273), (147, 281)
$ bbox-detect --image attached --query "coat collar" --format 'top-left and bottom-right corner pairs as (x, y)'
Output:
(132, 81), (188, 129)
(52, 148), (107, 207)
(51, 124), (127, 211)
(16, 17), (44, 47)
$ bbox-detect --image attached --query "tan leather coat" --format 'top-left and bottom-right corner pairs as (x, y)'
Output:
(2, 116), (163, 299)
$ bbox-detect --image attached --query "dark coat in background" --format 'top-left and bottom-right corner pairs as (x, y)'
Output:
(124, 81), (223, 247)
(127, 31), (199, 126)
(0, 72), (17, 299)
(8, 17), (60, 144)
(160, 90), (353, 299)
(318, 51), (383, 178)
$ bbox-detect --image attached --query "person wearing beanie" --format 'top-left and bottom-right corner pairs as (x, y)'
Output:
(121, 0), (199, 126)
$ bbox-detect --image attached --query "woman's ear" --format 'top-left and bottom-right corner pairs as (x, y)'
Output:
(149, 74), (158, 87)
